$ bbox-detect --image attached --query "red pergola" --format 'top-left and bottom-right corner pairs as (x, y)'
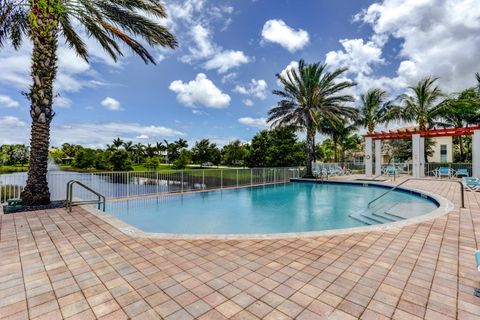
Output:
(363, 125), (480, 140)
(362, 125), (480, 178)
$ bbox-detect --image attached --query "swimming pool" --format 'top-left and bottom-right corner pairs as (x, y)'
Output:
(105, 182), (439, 235)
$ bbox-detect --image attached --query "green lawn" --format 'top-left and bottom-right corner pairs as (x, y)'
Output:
(0, 165), (28, 174)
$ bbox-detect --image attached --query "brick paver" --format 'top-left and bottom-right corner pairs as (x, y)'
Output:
(1, 179), (480, 319)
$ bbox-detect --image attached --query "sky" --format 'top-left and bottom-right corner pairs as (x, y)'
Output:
(1, 0), (480, 148)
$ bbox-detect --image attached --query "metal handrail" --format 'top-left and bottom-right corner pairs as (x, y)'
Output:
(367, 178), (465, 208)
(66, 180), (106, 212)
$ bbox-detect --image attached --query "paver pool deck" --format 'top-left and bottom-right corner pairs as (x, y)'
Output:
(1, 177), (479, 319)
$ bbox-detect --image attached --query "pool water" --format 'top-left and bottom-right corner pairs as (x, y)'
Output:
(106, 182), (438, 235)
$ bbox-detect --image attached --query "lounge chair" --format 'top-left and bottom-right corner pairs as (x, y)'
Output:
(455, 168), (470, 178)
(436, 167), (452, 178)
(383, 165), (397, 176)
(463, 177), (480, 192)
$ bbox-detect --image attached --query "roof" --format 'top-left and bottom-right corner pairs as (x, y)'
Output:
(363, 125), (480, 140)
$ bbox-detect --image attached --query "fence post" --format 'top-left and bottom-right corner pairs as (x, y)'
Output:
(263, 168), (266, 184)
(202, 170), (205, 190)
(221, 169), (223, 189)
(127, 172), (130, 198)
(181, 170), (184, 193)
(236, 169), (239, 187)
(250, 169), (253, 186)
(274, 169), (276, 183)
(156, 171), (159, 194)
(284, 168), (287, 183)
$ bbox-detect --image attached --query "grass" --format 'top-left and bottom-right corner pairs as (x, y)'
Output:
(0, 165), (28, 174)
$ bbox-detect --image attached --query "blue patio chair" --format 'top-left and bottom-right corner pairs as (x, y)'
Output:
(455, 168), (470, 178)
(383, 165), (397, 176)
(436, 167), (452, 178)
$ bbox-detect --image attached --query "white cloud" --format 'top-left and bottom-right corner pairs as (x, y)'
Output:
(204, 50), (251, 74)
(356, 0), (480, 91)
(101, 97), (122, 111)
(233, 79), (268, 100)
(238, 117), (267, 129)
(325, 39), (384, 75)
(181, 24), (217, 63)
(0, 117), (28, 144)
(221, 72), (237, 84)
(242, 99), (254, 107)
(54, 96), (72, 109)
(0, 95), (20, 108)
(261, 19), (310, 52)
(169, 73), (231, 108)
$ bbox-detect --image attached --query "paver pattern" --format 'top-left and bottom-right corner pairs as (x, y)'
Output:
(1, 178), (480, 319)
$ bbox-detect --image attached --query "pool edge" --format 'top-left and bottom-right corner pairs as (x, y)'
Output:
(82, 180), (454, 240)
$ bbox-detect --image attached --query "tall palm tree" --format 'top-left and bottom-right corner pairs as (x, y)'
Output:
(357, 88), (402, 134)
(400, 77), (446, 130)
(1, 1), (177, 205)
(268, 60), (356, 177)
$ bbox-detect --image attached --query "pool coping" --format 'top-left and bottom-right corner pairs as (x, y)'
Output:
(82, 179), (454, 240)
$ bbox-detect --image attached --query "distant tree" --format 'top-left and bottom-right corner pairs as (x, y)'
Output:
(244, 126), (305, 167)
(191, 139), (220, 166)
(166, 139), (188, 162)
(172, 150), (191, 169)
(73, 148), (98, 169)
(222, 140), (247, 166)
(145, 157), (161, 170)
(108, 149), (133, 171)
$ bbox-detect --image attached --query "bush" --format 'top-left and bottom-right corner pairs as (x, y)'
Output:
(108, 150), (134, 171)
(172, 150), (191, 169)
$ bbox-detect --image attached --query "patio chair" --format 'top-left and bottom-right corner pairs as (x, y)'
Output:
(463, 177), (480, 192)
(436, 167), (452, 179)
(455, 168), (470, 178)
(383, 165), (397, 176)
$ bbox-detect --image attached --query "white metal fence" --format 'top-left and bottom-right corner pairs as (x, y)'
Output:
(0, 167), (304, 204)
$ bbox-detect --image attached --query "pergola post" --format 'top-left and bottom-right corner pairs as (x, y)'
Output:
(419, 137), (425, 177)
(473, 130), (480, 177)
(375, 140), (382, 176)
(365, 137), (373, 177)
(412, 134), (421, 178)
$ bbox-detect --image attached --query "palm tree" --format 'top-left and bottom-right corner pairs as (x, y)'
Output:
(400, 77), (446, 130)
(357, 88), (402, 134)
(268, 60), (356, 177)
(1, 1), (177, 205)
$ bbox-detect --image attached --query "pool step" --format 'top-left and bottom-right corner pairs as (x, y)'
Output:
(350, 207), (405, 226)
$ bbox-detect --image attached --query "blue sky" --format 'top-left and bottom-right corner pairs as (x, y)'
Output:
(1, 0), (479, 147)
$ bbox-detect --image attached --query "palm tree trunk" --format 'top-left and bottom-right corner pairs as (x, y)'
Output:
(304, 128), (315, 178)
(21, 2), (59, 205)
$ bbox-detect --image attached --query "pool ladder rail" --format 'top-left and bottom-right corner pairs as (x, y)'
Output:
(66, 180), (106, 212)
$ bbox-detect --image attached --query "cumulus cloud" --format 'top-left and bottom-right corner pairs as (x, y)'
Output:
(54, 96), (72, 109)
(0, 116), (28, 144)
(261, 19), (310, 52)
(169, 73), (231, 108)
(181, 24), (217, 63)
(326, 39), (384, 75)
(233, 79), (268, 100)
(0, 95), (19, 108)
(204, 50), (251, 74)
(242, 99), (254, 107)
(101, 97), (122, 111)
(238, 117), (268, 129)
(355, 0), (480, 91)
